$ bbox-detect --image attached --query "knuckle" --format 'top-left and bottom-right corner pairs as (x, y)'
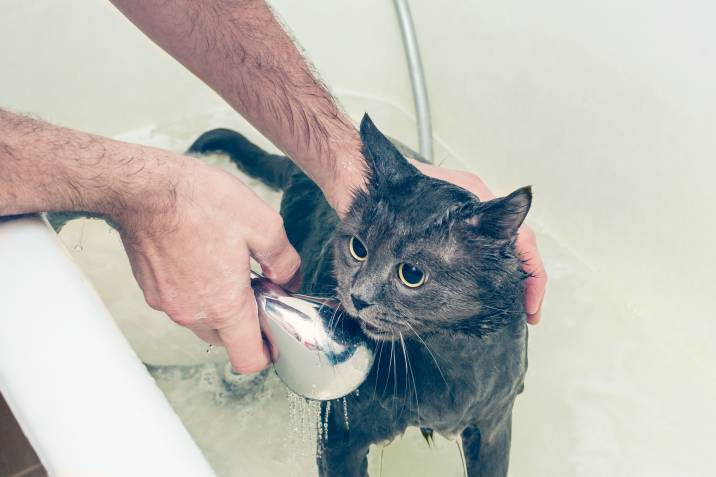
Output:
(206, 298), (253, 330)
(528, 266), (548, 288)
(286, 251), (301, 274)
(156, 291), (182, 317)
(465, 176), (482, 190)
(257, 221), (291, 262)
(466, 174), (480, 186)
(145, 295), (161, 311)
(266, 229), (288, 257)
(168, 310), (195, 327)
(265, 215), (286, 242)
(143, 291), (162, 311)
(206, 312), (235, 330)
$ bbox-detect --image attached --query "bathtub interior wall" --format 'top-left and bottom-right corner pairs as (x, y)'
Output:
(1, 0), (715, 476)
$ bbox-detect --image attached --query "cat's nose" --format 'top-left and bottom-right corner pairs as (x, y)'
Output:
(351, 294), (372, 311)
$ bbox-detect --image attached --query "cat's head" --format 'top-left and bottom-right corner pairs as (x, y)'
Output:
(333, 114), (531, 341)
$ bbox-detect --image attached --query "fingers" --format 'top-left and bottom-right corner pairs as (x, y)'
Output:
(246, 215), (301, 285)
(213, 286), (272, 374)
(516, 227), (547, 325)
(526, 297), (544, 325)
(411, 161), (496, 201)
(169, 274), (271, 372)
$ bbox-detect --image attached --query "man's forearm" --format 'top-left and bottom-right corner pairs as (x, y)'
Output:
(0, 108), (183, 221)
(110, 0), (367, 214)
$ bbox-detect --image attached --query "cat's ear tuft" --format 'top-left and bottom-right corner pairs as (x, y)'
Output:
(469, 186), (532, 239)
(359, 113), (417, 185)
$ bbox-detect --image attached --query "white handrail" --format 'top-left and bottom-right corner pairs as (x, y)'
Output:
(0, 215), (215, 477)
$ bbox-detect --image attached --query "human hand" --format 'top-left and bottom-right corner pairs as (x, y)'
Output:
(411, 161), (547, 324)
(113, 156), (300, 373)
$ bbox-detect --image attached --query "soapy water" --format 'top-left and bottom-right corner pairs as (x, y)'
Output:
(147, 358), (463, 477)
(58, 106), (716, 476)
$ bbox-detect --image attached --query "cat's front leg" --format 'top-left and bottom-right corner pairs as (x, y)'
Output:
(316, 401), (371, 477)
(461, 413), (513, 477)
(317, 438), (370, 477)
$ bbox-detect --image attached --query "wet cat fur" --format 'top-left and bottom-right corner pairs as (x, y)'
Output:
(188, 114), (530, 477)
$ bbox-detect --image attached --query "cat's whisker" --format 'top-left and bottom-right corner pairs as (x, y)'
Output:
(324, 307), (335, 333)
(382, 338), (395, 399)
(325, 303), (345, 337)
(391, 334), (398, 417)
(400, 332), (410, 414)
(337, 310), (347, 335)
(404, 322), (450, 393)
(398, 333), (410, 415)
(315, 294), (339, 314)
(317, 298), (337, 328)
(308, 290), (339, 298)
(456, 439), (468, 477)
(478, 303), (524, 315)
(327, 308), (340, 335)
(372, 338), (388, 402)
(400, 332), (421, 425)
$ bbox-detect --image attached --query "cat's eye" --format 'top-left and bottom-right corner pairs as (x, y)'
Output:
(398, 263), (426, 288)
(349, 236), (368, 261)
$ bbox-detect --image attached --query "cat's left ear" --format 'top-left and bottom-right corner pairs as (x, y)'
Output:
(467, 187), (532, 239)
(359, 113), (419, 186)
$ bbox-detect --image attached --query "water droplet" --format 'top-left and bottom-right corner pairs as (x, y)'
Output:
(285, 390), (325, 461)
(323, 401), (331, 443)
(317, 407), (323, 446)
(74, 218), (86, 253)
(342, 397), (350, 430)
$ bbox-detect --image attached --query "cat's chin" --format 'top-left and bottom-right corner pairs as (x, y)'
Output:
(359, 320), (396, 341)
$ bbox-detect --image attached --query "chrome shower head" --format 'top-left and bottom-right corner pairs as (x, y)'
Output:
(251, 272), (375, 401)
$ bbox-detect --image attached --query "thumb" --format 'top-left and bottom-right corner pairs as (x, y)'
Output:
(246, 217), (301, 285)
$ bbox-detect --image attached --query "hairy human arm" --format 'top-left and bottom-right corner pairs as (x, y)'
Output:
(110, 0), (546, 322)
(110, 0), (366, 216)
(0, 108), (180, 219)
(0, 108), (300, 372)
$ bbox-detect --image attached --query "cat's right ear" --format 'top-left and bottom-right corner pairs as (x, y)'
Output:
(465, 187), (532, 240)
(359, 114), (418, 187)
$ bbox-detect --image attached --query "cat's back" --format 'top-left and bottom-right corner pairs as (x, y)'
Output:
(279, 170), (339, 293)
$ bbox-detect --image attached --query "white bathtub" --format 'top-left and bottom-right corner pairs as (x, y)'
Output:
(1, 0), (714, 476)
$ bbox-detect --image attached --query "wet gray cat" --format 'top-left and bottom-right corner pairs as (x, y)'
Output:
(188, 114), (531, 477)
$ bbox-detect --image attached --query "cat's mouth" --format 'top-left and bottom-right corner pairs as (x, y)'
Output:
(359, 320), (397, 341)
(339, 294), (399, 341)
